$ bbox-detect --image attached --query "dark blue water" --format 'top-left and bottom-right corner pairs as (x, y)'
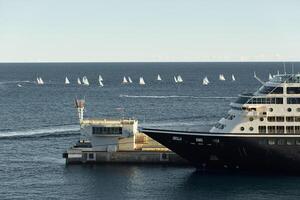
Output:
(1, 62), (300, 199)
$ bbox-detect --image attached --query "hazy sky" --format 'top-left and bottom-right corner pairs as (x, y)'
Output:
(0, 0), (299, 62)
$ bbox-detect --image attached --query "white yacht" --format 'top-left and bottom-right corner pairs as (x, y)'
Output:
(141, 73), (300, 173)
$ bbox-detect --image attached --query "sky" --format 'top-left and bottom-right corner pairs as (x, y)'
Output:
(0, 0), (299, 62)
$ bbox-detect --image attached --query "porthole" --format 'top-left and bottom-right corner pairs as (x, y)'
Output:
(240, 127), (245, 131)
(269, 108), (273, 112)
(287, 108), (292, 112)
(260, 117), (264, 121)
(249, 127), (254, 131)
(249, 117), (254, 121)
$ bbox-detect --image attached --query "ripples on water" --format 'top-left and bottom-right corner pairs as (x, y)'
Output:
(0, 62), (299, 199)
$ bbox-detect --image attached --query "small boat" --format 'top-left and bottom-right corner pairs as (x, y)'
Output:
(77, 78), (82, 85)
(177, 75), (183, 83)
(219, 74), (226, 81)
(157, 74), (162, 81)
(231, 74), (236, 81)
(128, 77), (133, 83)
(17, 84), (22, 87)
(123, 76), (128, 84)
(65, 77), (70, 84)
(174, 76), (178, 83)
(82, 76), (89, 86)
(139, 77), (145, 85)
(202, 76), (209, 85)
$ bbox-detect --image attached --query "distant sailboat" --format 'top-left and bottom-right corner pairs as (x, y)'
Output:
(174, 76), (178, 83)
(77, 78), (81, 85)
(98, 75), (104, 87)
(139, 77), (145, 85)
(37, 77), (44, 85)
(231, 74), (236, 81)
(65, 77), (70, 84)
(269, 73), (273, 80)
(17, 84), (22, 87)
(82, 76), (89, 86)
(202, 76), (209, 85)
(128, 77), (133, 83)
(157, 74), (162, 81)
(122, 76), (128, 84)
(177, 75), (183, 83)
(219, 74), (226, 81)
(99, 75), (103, 82)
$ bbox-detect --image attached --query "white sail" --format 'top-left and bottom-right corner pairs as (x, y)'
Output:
(65, 77), (70, 84)
(139, 77), (145, 85)
(174, 76), (178, 83)
(77, 78), (81, 85)
(99, 80), (104, 87)
(203, 78), (209, 85)
(219, 74), (226, 81)
(37, 77), (44, 85)
(128, 77), (132, 83)
(36, 77), (40, 84)
(99, 75), (103, 82)
(82, 76), (89, 86)
(123, 76), (128, 84)
(269, 73), (273, 80)
(231, 74), (235, 81)
(177, 75), (183, 83)
(157, 74), (162, 81)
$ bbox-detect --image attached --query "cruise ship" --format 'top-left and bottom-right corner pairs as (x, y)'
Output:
(141, 73), (300, 173)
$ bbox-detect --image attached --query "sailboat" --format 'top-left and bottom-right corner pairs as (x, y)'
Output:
(269, 73), (273, 80)
(77, 78), (82, 85)
(177, 75), (183, 83)
(231, 74), (236, 81)
(128, 77), (133, 83)
(98, 75), (104, 87)
(37, 77), (44, 85)
(122, 76), (128, 84)
(65, 77), (70, 84)
(139, 77), (145, 85)
(174, 76), (178, 83)
(202, 76), (209, 85)
(82, 76), (89, 86)
(157, 74), (162, 81)
(219, 74), (226, 81)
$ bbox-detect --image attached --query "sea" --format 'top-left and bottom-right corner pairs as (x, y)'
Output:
(1, 62), (300, 200)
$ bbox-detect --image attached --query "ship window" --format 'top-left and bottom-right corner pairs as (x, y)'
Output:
(269, 108), (273, 112)
(212, 139), (220, 143)
(258, 126), (266, 133)
(268, 126), (276, 134)
(287, 139), (294, 145)
(259, 86), (283, 94)
(259, 139), (268, 145)
(286, 116), (294, 122)
(267, 117), (276, 122)
(287, 108), (292, 112)
(276, 116), (284, 122)
(276, 98), (283, 104)
(268, 139), (275, 145)
(240, 127), (245, 131)
(296, 140), (300, 145)
(92, 127), (122, 135)
(235, 96), (251, 104)
(286, 126), (294, 134)
(260, 117), (264, 121)
(276, 126), (284, 134)
(287, 98), (300, 104)
(295, 117), (300, 122)
(297, 108), (300, 112)
(172, 136), (182, 141)
(196, 138), (203, 143)
(277, 139), (285, 145)
(287, 87), (300, 94)
(295, 126), (300, 134)
(249, 117), (254, 121)
(249, 127), (254, 131)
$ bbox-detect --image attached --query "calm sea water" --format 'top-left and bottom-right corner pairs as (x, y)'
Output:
(1, 62), (300, 199)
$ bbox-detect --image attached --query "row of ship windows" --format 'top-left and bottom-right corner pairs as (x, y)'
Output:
(259, 86), (300, 94)
(172, 136), (300, 146)
(240, 126), (300, 134)
(92, 127), (122, 135)
(248, 116), (300, 122)
(235, 97), (300, 105)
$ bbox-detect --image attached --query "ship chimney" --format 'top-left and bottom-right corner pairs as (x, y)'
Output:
(75, 98), (85, 122)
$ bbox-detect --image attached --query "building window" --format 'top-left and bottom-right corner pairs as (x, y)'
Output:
(240, 127), (245, 131)
(258, 126), (266, 133)
(249, 127), (254, 131)
(287, 108), (292, 112)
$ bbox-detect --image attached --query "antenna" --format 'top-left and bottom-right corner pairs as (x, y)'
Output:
(253, 71), (265, 84)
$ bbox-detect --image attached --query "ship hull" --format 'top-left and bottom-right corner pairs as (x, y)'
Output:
(141, 128), (300, 173)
